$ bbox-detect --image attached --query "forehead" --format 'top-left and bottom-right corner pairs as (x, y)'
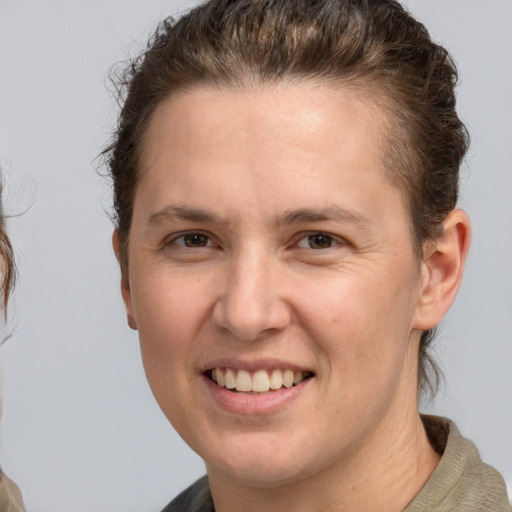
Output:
(137, 82), (407, 227)
(142, 82), (390, 169)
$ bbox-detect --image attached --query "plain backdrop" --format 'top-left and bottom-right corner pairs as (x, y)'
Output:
(0, 1), (510, 511)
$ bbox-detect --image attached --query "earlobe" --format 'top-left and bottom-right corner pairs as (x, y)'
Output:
(413, 209), (471, 331)
(112, 230), (138, 331)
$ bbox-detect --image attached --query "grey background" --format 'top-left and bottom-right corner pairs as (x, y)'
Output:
(0, 1), (510, 511)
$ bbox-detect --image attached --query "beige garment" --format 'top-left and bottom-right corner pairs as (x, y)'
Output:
(0, 470), (25, 512)
(404, 415), (511, 511)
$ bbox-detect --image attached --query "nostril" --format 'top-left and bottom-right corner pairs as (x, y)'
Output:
(211, 282), (291, 341)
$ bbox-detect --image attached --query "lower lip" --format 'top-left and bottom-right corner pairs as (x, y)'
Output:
(202, 374), (312, 415)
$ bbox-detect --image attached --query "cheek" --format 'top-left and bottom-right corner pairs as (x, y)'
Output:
(133, 265), (214, 332)
(133, 282), (204, 431)
(131, 273), (212, 382)
(298, 267), (418, 381)
(299, 268), (414, 337)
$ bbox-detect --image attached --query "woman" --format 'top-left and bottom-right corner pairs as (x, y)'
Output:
(0, 178), (25, 512)
(105, 0), (511, 510)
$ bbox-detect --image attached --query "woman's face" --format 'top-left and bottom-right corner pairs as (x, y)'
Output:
(119, 83), (428, 487)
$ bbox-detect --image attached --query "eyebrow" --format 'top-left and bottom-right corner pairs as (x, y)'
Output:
(275, 206), (371, 227)
(148, 206), (223, 225)
(147, 204), (370, 228)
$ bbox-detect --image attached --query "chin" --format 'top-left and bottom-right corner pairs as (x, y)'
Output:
(207, 456), (313, 489)
(200, 430), (329, 489)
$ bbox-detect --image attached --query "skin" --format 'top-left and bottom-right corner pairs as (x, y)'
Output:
(114, 83), (470, 512)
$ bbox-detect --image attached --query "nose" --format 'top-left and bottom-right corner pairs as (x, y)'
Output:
(212, 251), (291, 341)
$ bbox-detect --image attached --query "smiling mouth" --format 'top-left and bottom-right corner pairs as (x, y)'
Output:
(207, 367), (314, 393)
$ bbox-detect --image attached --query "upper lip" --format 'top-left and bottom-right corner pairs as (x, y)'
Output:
(200, 358), (314, 374)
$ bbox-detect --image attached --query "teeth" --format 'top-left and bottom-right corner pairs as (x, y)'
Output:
(224, 368), (236, 389)
(235, 369), (252, 392)
(209, 367), (310, 392)
(252, 370), (270, 392)
(283, 369), (294, 388)
(269, 369), (283, 390)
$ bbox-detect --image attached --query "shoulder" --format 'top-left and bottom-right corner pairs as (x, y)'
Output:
(0, 469), (26, 512)
(406, 416), (511, 512)
(161, 476), (213, 512)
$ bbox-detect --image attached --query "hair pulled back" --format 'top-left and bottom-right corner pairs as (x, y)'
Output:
(104, 0), (469, 396)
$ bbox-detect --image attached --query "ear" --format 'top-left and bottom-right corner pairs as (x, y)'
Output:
(413, 209), (471, 330)
(112, 230), (138, 330)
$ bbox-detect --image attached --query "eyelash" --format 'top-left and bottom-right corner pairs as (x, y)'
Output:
(295, 232), (340, 250)
(166, 231), (344, 251)
(167, 232), (215, 248)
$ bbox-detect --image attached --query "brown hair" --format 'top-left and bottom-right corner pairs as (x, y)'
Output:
(0, 180), (15, 314)
(104, 0), (469, 396)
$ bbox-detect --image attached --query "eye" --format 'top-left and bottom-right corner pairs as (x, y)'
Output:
(172, 233), (212, 248)
(297, 233), (335, 249)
